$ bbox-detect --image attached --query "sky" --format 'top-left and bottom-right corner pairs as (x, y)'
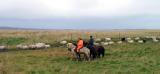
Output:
(0, 0), (160, 29)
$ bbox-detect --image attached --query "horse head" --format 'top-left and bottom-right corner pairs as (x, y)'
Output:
(67, 43), (76, 51)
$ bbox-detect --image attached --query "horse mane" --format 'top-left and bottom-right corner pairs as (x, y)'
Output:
(72, 43), (77, 46)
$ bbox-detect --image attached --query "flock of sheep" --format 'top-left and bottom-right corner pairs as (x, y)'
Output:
(0, 36), (159, 51)
(94, 36), (159, 46)
(60, 36), (160, 46)
(17, 43), (51, 49)
(0, 43), (51, 51)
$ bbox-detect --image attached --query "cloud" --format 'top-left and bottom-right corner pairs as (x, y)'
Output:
(0, 0), (160, 19)
(0, 0), (160, 29)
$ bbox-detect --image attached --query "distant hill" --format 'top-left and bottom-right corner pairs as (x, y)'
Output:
(0, 27), (21, 30)
(0, 27), (41, 30)
(0, 26), (158, 31)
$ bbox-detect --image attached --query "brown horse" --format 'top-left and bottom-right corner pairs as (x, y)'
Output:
(93, 45), (105, 58)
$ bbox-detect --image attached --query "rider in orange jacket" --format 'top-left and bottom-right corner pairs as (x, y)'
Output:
(76, 38), (84, 52)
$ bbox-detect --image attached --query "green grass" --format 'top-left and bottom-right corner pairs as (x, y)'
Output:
(0, 37), (27, 45)
(0, 43), (160, 74)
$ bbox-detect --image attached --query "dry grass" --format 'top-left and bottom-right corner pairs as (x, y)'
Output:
(0, 29), (160, 74)
(0, 29), (160, 44)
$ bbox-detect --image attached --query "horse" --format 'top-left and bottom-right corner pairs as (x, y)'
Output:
(67, 43), (90, 61)
(93, 45), (105, 58)
(86, 45), (97, 59)
(85, 42), (105, 58)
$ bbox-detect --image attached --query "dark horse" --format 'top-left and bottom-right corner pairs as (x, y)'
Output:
(84, 42), (105, 59)
(93, 45), (105, 58)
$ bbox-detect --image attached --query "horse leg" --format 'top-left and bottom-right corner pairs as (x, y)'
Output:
(102, 50), (105, 58)
(91, 50), (94, 60)
(93, 50), (97, 59)
(90, 53), (92, 59)
(88, 50), (91, 61)
(88, 46), (92, 59)
(91, 47), (97, 59)
(97, 52), (100, 58)
(78, 53), (81, 60)
(100, 47), (105, 58)
(85, 53), (90, 61)
(87, 54), (91, 61)
(76, 52), (81, 61)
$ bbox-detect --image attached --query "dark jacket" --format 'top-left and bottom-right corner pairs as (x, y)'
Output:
(89, 38), (94, 46)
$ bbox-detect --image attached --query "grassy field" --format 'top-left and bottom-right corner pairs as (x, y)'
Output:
(0, 30), (160, 74)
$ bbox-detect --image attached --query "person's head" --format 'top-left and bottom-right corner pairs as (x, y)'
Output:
(78, 37), (82, 40)
(69, 40), (73, 43)
(90, 36), (93, 38)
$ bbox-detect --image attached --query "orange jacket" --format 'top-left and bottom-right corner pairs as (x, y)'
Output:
(77, 39), (84, 52)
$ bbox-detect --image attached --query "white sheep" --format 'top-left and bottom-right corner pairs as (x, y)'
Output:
(101, 42), (109, 46)
(35, 43), (46, 49)
(29, 44), (37, 49)
(117, 41), (123, 44)
(108, 41), (114, 45)
(152, 37), (159, 42)
(105, 38), (111, 41)
(135, 37), (140, 40)
(22, 45), (29, 50)
(95, 38), (101, 42)
(128, 40), (134, 43)
(94, 43), (100, 46)
(0, 46), (7, 50)
(45, 44), (51, 48)
(138, 40), (144, 43)
(17, 44), (23, 49)
(126, 38), (132, 41)
(60, 41), (67, 45)
(17, 45), (29, 50)
(153, 39), (159, 42)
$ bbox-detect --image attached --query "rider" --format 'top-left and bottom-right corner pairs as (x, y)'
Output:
(88, 35), (96, 59)
(88, 36), (94, 47)
(75, 37), (84, 59)
(76, 37), (84, 52)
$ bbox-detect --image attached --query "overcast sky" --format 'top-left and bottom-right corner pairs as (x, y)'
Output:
(0, 0), (160, 29)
